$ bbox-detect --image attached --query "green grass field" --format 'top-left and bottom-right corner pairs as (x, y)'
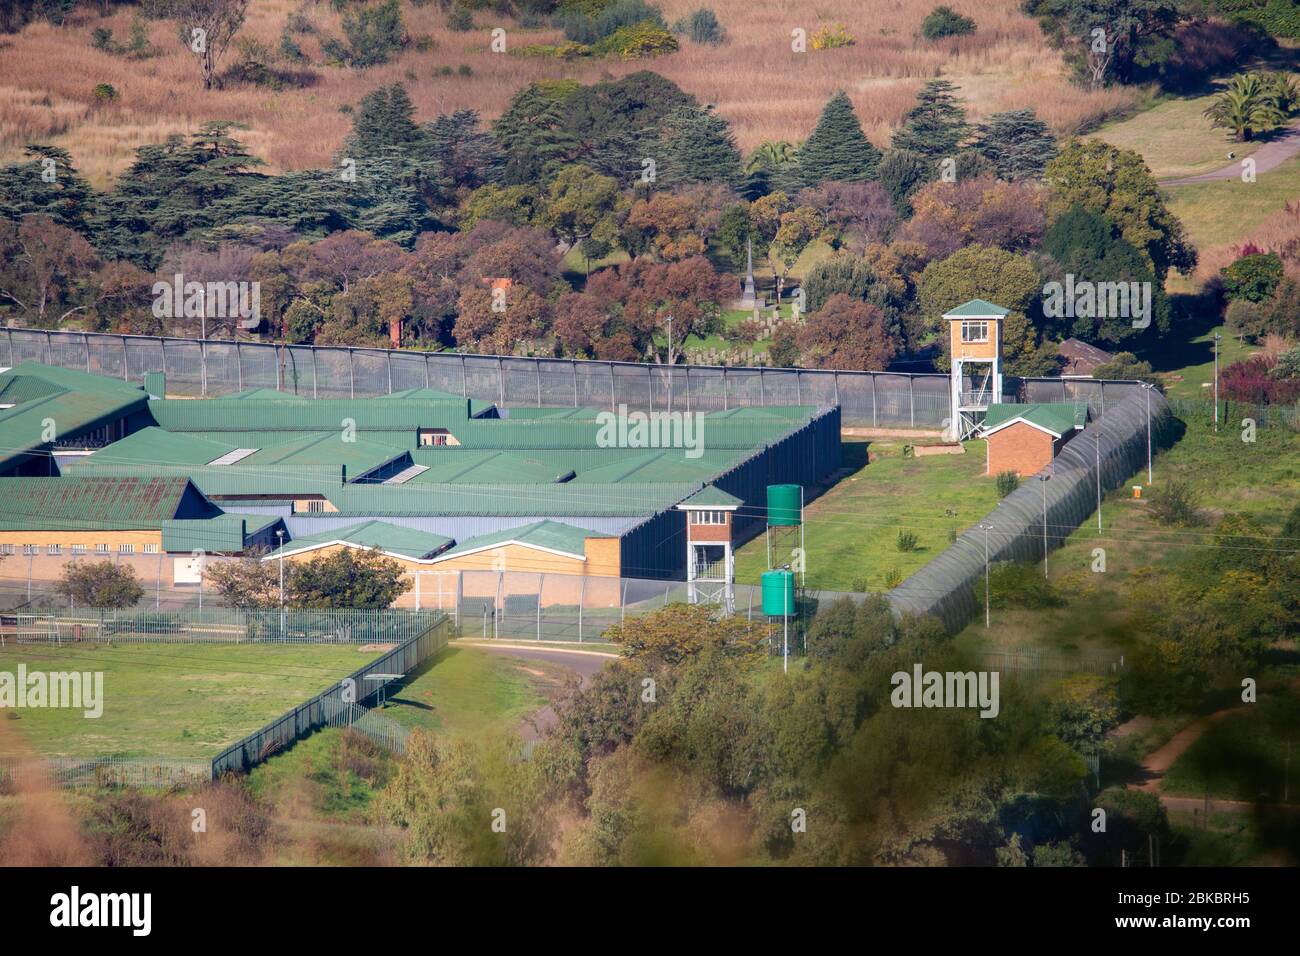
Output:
(0, 643), (366, 759)
(1165, 154), (1300, 250)
(379, 645), (566, 739)
(1092, 91), (1260, 180)
(734, 438), (1001, 592)
(1162, 692), (1300, 804)
(1157, 324), (1257, 401)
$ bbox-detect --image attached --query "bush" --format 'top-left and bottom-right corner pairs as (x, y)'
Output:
(448, 5), (473, 30)
(92, 83), (119, 103)
(91, 27), (114, 52)
(672, 7), (724, 44)
(995, 470), (1020, 498)
(1148, 479), (1205, 527)
(1221, 251), (1284, 303)
(883, 567), (903, 589)
(1222, 354), (1300, 404)
(811, 23), (854, 49)
(896, 529), (919, 552)
(979, 561), (1064, 610)
(561, 0), (665, 43)
(591, 20), (678, 58)
(921, 6), (976, 40)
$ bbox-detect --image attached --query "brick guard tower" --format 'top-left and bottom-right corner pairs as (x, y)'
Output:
(945, 299), (1007, 441)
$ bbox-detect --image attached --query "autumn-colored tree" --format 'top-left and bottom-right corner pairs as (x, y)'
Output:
(603, 603), (768, 666)
(773, 205), (825, 275)
(798, 293), (900, 371)
(205, 553), (280, 609)
(796, 181), (897, 251)
(900, 176), (1046, 261)
(621, 256), (733, 364)
(0, 215), (100, 328)
(623, 192), (707, 261)
(454, 282), (552, 354)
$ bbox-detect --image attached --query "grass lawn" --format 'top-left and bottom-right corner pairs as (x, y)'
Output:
(0, 643), (365, 759)
(1092, 90), (1260, 180)
(1165, 153), (1300, 250)
(1156, 323), (1257, 401)
(379, 645), (566, 739)
(734, 438), (1002, 592)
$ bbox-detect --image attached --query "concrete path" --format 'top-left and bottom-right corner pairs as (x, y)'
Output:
(1160, 122), (1300, 186)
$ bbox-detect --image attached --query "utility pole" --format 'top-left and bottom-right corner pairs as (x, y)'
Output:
(1142, 382), (1154, 485)
(1039, 471), (1051, 578)
(276, 528), (286, 634)
(979, 522), (993, 628)
(1095, 426), (1103, 533)
(1213, 333), (1222, 432)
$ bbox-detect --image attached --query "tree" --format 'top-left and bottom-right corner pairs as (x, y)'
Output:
(917, 245), (1053, 374)
(623, 192), (708, 261)
(877, 148), (934, 217)
(0, 215), (101, 328)
(657, 104), (742, 188)
(171, 0), (249, 90)
(425, 109), (501, 190)
(55, 560), (144, 610)
(206, 553), (280, 609)
(798, 293), (901, 371)
(1021, 0), (1184, 89)
(1092, 351), (1160, 385)
(891, 80), (970, 159)
(344, 84), (424, 157)
(796, 91), (882, 187)
(562, 71), (696, 184)
(602, 603), (767, 666)
(1045, 139), (1196, 281)
(288, 547), (411, 608)
(0, 146), (96, 235)
(493, 83), (579, 186)
(323, 0), (406, 67)
(901, 176), (1046, 260)
(544, 164), (620, 257)
(1220, 250), (1284, 303)
(970, 109), (1058, 181)
(797, 181), (897, 250)
(772, 206), (825, 276)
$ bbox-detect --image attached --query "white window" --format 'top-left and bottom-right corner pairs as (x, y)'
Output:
(71, 544), (87, 555)
(690, 510), (727, 526)
(118, 543), (134, 554)
(95, 544), (109, 554)
(961, 320), (989, 344)
(143, 543), (159, 554)
(22, 544), (37, 555)
(47, 544), (61, 556)
(306, 500), (328, 513)
(0, 544), (14, 555)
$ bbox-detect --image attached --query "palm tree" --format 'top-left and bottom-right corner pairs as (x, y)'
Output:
(744, 140), (797, 174)
(1205, 73), (1289, 141)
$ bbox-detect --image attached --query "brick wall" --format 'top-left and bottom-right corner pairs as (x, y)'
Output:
(986, 422), (1057, 477)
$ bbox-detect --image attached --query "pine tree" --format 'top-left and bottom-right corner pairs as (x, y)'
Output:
(493, 84), (579, 186)
(891, 79), (970, 159)
(795, 91), (882, 187)
(0, 145), (96, 235)
(657, 104), (742, 188)
(345, 84), (424, 158)
(972, 108), (1058, 181)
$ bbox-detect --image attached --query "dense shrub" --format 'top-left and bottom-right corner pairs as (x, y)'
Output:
(1222, 354), (1300, 404)
(995, 470), (1020, 498)
(980, 561), (1064, 610)
(92, 83), (119, 103)
(921, 6), (976, 40)
(1148, 479), (1205, 527)
(561, 0), (665, 43)
(811, 23), (855, 49)
(591, 20), (678, 58)
(896, 530), (919, 552)
(672, 7), (724, 44)
(1221, 251), (1284, 303)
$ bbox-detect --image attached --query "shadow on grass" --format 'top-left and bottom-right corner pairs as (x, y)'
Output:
(1139, 289), (1222, 374)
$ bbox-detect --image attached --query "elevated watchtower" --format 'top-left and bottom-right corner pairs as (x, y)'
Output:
(944, 299), (1007, 441)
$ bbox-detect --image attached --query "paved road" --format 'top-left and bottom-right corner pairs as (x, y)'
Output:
(1160, 122), (1300, 186)
(455, 642), (616, 742)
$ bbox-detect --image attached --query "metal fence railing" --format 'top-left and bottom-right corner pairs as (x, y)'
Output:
(2, 327), (1146, 428)
(3, 607), (442, 644)
(0, 756), (211, 790)
(210, 614), (450, 777)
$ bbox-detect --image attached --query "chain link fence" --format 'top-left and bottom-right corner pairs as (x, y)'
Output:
(3, 327), (1145, 427)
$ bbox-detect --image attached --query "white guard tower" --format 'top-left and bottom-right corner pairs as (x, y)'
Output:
(945, 299), (1007, 441)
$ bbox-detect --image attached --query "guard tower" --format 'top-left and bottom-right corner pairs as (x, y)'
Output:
(676, 485), (741, 611)
(945, 299), (1007, 441)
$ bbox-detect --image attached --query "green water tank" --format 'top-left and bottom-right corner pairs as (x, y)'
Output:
(761, 569), (796, 617)
(767, 484), (802, 526)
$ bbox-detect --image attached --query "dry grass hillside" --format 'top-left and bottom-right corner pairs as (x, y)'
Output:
(0, 0), (1135, 188)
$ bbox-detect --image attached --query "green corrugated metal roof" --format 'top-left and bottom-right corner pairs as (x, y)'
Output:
(267, 519), (452, 560)
(1, 362), (145, 395)
(161, 516), (248, 553)
(444, 520), (608, 559)
(405, 449), (570, 484)
(0, 476), (195, 529)
(0, 389), (149, 471)
(0, 374), (66, 405)
(983, 403), (1088, 438)
(67, 427), (239, 467)
(679, 485), (742, 507)
(944, 299), (1010, 318)
(149, 397), (477, 431)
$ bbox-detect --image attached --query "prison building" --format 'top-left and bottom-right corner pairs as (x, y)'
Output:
(0, 363), (841, 585)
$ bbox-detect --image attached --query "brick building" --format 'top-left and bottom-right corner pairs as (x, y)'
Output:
(980, 403), (1088, 477)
